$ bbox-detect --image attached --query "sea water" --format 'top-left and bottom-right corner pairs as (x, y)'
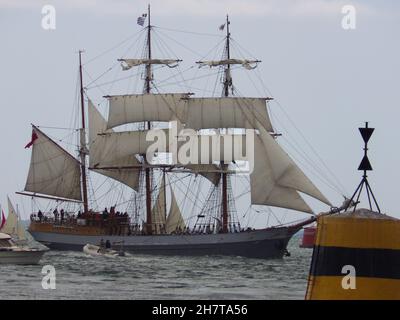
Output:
(0, 234), (312, 300)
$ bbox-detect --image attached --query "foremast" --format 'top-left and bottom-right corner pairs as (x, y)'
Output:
(144, 4), (153, 235)
(79, 50), (89, 213)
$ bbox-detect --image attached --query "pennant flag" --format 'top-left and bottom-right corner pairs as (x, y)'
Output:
(0, 210), (5, 230)
(219, 23), (225, 31)
(137, 13), (147, 26)
(25, 131), (38, 149)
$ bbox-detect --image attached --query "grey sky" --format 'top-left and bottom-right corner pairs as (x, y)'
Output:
(1, 0), (399, 220)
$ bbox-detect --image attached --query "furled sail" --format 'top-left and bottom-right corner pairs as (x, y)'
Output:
(165, 186), (186, 234)
(118, 58), (182, 70)
(186, 97), (273, 131)
(107, 93), (188, 129)
(196, 59), (260, 70)
(24, 126), (82, 201)
(88, 100), (141, 191)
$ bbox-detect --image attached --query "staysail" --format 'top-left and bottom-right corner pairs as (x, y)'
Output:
(250, 120), (331, 213)
(151, 174), (167, 233)
(24, 126), (82, 201)
(151, 173), (186, 234)
(165, 185), (185, 234)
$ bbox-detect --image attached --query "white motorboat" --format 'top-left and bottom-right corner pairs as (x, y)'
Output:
(83, 243), (125, 257)
(0, 232), (48, 265)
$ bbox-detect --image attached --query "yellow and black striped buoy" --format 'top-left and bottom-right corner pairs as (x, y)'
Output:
(306, 209), (400, 299)
(306, 122), (400, 300)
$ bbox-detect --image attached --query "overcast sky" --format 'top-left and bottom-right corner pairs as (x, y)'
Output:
(1, 0), (399, 220)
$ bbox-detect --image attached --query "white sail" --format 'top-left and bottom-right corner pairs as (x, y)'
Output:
(177, 130), (252, 165)
(17, 220), (26, 240)
(89, 100), (141, 191)
(1, 197), (19, 236)
(186, 97), (273, 131)
(256, 121), (331, 206)
(151, 175), (167, 233)
(107, 93), (188, 129)
(0, 197), (26, 240)
(24, 126), (82, 201)
(165, 187), (185, 234)
(92, 129), (170, 162)
(119, 58), (181, 70)
(250, 135), (313, 213)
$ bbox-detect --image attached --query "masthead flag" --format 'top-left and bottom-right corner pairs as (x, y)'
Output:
(137, 13), (147, 26)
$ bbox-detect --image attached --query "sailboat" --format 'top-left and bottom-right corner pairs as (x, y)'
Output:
(20, 7), (335, 259)
(0, 198), (48, 265)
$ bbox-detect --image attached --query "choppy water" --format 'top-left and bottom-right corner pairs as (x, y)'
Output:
(0, 235), (312, 300)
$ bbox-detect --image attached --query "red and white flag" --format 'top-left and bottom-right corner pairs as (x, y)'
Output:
(25, 131), (38, 149)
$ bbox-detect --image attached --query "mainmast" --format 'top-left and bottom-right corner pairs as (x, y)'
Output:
(221, 15), (231, 233)
(79, 50), (89, 213)
(145, 4), (152, 95)
(144, 4), (153, 234)
(223, 15), (232, 97)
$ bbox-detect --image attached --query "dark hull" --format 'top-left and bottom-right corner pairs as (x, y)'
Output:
(43, 236), (292, 259)
(31, 224), (305, 259)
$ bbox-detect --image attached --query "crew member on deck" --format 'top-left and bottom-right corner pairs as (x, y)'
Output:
(105, 240), (111, 249)
(60, 209), (65, 223)
(53, 208), (58, 222)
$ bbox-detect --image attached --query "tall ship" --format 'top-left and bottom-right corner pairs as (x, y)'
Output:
(20, 7), (335, 259)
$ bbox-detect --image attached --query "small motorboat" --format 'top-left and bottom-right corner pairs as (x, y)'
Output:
(0, 232), (48, 265)
(83, 243), (125, 257)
